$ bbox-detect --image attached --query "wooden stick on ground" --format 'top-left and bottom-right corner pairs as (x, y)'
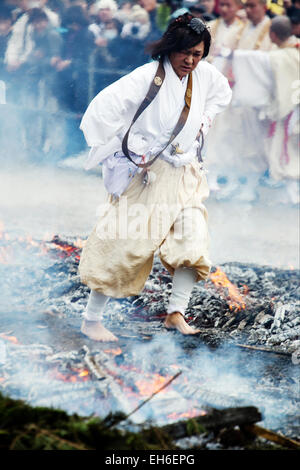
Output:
(243, 424), (300, 450)
(233, 343), (292, 357)
(125, 370), (183, 421)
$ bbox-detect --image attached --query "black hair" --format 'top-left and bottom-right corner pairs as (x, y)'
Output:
(28, 8), (49, 24)
(62, 5), (90, 28)
(147, 13), (211, 61)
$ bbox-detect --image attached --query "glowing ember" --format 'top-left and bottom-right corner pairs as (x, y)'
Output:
(210, 267), (246, 311)
(0, 333), (20, 344)
(104, 348), (123, 356)
(167, 408), (207, 420)
(52, 368), (90, 383)
(135, 373), (170, 397)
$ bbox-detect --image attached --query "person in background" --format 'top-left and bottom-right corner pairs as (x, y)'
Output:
(237, 0), (274, 50)
(5, 0), (60, 73)
(54, 5), (95, 155)
(197, 0), (218, 18)
(207, 0), (246, 62)
(138, 0), (165, 38)
(231, 15), (300, 204)
(0, 6), (13, 78)
(89, 0), (122, 90)
(286, 0), (300, 36)
(189, 3), (217, 21)
(114, 0), (133, 24)
(110, 4), (151, 70)
(15, 8), (62, 160)
(204, 0), (276, 201)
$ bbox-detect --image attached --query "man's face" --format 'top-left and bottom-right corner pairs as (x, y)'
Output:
(218, 0), (240, 24)
(169, 42), (205, 80)
(98, 8), (113, 23)
(244, 0), (266, 25)
(32, 19), (48, 34)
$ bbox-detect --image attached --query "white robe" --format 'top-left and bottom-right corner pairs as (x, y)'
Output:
(232, 44), (300, 181)
(5, 8), (60, 66)
(80, 57), (232, 172)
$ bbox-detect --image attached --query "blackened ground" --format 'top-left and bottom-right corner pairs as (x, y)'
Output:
(0, 161), (299, 446)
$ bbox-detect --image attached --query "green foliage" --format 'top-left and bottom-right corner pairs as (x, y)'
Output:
(0, 392), (172, 450)
(186, 418), (206, 436)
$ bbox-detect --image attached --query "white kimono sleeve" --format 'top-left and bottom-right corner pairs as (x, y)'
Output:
(231, 50), (274, 108)
(200, 66), (232, 136)
(80, 63), (156, 169)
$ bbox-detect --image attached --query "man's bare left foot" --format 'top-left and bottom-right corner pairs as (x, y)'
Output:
(81, 320), (118, 342)
(164, 312), (201, 335)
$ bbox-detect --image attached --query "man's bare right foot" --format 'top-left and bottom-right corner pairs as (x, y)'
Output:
(81, 319), (118, 342)
(164, 312), (201, 335)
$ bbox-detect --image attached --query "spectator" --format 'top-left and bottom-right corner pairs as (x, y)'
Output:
(189, 3), (217, 21)
(289, 8), (300, 36)
(113, 0), (133, 24)
(4, 0), (60, 73)
(89, 0), (123, 89)
(55, 5), (95, 113)
(0, 6), (12, 77)
(46, 0), (66, 18)
(15, 8), (63, 160)
(68, 0), (89, 11)
(89, 0), (118, 40)
(54, 5), (95, 155)
(286, 0), (300, 36)
(197, 0), (219, 18)
(22, 7), (61, 94)
(109, 4), (151, 70)
(138, 0), (166, 38)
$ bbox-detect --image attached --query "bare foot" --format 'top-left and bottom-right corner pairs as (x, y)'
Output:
(81, 319), (118, 342)
(164, 312), (201, 335)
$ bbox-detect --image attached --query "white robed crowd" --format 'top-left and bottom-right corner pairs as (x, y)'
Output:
(202, 0), (299, 205)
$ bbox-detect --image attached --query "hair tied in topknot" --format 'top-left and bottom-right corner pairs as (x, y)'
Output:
(188, 18), (206, 34)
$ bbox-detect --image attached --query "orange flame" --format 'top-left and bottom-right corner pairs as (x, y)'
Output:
(167, 408), (207, 420)
(104, 347), (123, 356)
(210, 267), (246, 311)
(0, 333), (20, 344)
(135, 373), (170, 397)
(52, 368), (90, 383)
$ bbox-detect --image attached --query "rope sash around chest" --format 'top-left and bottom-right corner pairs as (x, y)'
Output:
(121, 61), (193, 169)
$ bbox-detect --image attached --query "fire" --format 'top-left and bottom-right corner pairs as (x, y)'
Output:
(104, 347), (123, 356)
(167, 408), (207, 420)
(0, 224), (84, 263)
(52, 368), (90, 383)
(0, 333), (20, 344)
(210, 266), (246, 311)
(135, 373), (170, 397)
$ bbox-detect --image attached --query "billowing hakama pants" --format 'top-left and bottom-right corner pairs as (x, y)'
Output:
(79, 157), (211, 298)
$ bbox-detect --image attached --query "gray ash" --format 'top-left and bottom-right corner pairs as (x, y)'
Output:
(0, 233), (299, 443)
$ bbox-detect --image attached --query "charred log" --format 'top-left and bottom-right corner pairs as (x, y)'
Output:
(158, 406), (262, 440)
